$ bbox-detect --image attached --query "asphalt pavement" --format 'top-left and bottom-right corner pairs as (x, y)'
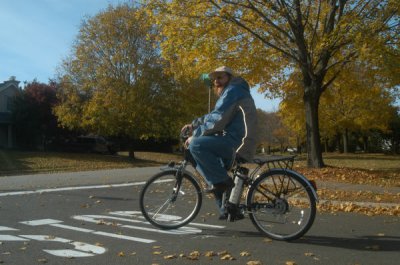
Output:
(0, 166), (398, 208)
(0, 167), (399, 265)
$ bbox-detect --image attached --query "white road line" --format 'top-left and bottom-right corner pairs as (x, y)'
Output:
(0, 235), (29, 241)
(73, 214), (205, 235)
(0, 181), (146, 197)
(188, 222), (226, 229)
(121, 224), (201, 235)
(20, 218), (155, 244)
(51, 224), (94, 233)
(92, 231), (155, 243)
(20, 219), (63, 226)
(0, 226), (19, 231)
(108, 211), (226, 229)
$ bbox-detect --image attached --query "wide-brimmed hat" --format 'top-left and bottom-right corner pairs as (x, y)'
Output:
(209, 66), (234, 80)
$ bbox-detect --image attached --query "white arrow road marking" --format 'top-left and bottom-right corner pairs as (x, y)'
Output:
(19, 235), (106, 257)
(109, 211), (226, 229)
(72, 214), (203, 235)
(0, 235), (29, 241)
(0, 226), (19, 231)
(20, 219), (155, 244)
(20, 219), (63, 226)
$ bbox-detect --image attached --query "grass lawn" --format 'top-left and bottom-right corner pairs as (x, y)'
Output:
(0, 150), (181, 176)
(1, 150), (398, 184)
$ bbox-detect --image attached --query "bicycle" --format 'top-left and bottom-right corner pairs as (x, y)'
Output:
(139, 134), (318, 241)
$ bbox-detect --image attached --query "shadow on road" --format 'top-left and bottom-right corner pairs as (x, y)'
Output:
(297, 235), (400, 252)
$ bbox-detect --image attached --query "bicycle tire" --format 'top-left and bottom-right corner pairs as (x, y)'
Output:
(247, 169), (316, 241)
(139, 169), (202, 229)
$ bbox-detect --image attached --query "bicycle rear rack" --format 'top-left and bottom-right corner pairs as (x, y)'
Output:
(253, 155), (295, 170)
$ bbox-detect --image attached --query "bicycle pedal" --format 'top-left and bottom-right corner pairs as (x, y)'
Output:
(227, 213), (245, 222)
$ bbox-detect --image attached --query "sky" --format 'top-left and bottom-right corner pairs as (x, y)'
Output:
(0, 0), (280, 112)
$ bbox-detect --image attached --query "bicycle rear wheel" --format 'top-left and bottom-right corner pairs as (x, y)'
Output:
(247, 169), (316, 241)
(140, 170), (202, 229)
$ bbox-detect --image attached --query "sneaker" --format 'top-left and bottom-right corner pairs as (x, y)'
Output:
(205, 178), (234, 194)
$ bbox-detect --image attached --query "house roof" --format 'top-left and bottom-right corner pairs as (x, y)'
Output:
(0, 79), (20, 93)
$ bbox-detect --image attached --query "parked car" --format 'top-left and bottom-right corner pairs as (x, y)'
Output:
(49, 135), (118, 154)
(76, 136), (117, 154)
(286, 147), (298, 154)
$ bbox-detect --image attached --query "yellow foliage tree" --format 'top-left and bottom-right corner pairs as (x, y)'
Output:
(54, 4), (208, 147)
(144, 0), (399, 167)
(279, 61), (396, 152)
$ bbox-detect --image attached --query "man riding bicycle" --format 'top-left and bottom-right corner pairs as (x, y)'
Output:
(182, 66), (258, 219)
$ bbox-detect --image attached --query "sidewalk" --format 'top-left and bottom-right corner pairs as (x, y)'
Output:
(0, 167), (398, 209)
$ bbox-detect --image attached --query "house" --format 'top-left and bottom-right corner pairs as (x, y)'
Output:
(0, 77), (20, 148)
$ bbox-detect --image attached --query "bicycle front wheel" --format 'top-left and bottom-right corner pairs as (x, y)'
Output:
(247, 169), (316, 241)
(139, 170), (202, 229)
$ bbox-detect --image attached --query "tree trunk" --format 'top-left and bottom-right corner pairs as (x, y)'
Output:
(324, 138), (329, 153)
(304, 88), (324, 168)
(343, 129), (348, 153)
(363, 135), (368, 152)
(296, 136), (301, 154)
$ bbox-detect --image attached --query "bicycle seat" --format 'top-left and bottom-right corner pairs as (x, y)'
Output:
(235, 154), (248, 164)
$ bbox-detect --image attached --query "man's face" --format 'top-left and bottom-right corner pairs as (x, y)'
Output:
(213, 72), (230, 89)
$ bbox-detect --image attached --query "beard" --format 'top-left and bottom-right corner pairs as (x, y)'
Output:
(213, 86), (224, 97)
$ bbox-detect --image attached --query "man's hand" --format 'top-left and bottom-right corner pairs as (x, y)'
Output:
(181, 124), (193, 136)
(184, 136), (193, 149)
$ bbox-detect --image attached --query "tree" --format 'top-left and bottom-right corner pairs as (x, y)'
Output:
(12, 80), (60, 149)
(54, 4), (198, 150)
(279, 61), (397, 153)
(145, 0), (399, 167)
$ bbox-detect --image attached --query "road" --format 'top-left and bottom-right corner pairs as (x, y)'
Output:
(0, 168), (399, 264)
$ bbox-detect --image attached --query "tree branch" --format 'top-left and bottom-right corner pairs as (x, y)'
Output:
(208, 0), (300, 63)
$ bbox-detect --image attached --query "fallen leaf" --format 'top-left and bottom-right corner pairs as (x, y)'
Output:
(304, 252), (315, 257)
(217, 250), (228, 256)
(118, 251), (125, 257)
(164, 254), (177, 259)
(152, 246), (162, 249)
(240, 251), (251, 257)
(153, 251), (162, 255)
(204, 251), (216, 257)
(187, 251), (200, 260)
(220, 254), (235, 260)
(38, 258), (47, 263)
(247, 261), (262, 265)
(263, 238), (273, 243)
(286, 261), (296, 265)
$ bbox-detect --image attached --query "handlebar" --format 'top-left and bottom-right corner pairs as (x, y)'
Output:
(180, 126), (192, 141)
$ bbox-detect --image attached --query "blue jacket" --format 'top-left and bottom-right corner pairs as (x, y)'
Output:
(191, 77), (258, 161)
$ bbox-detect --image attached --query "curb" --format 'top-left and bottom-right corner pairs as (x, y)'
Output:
(318, 199), (399, 209)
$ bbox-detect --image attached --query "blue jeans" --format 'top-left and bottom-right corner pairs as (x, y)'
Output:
(189, 135), (236, 185)
(189, 135), (237, 215)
